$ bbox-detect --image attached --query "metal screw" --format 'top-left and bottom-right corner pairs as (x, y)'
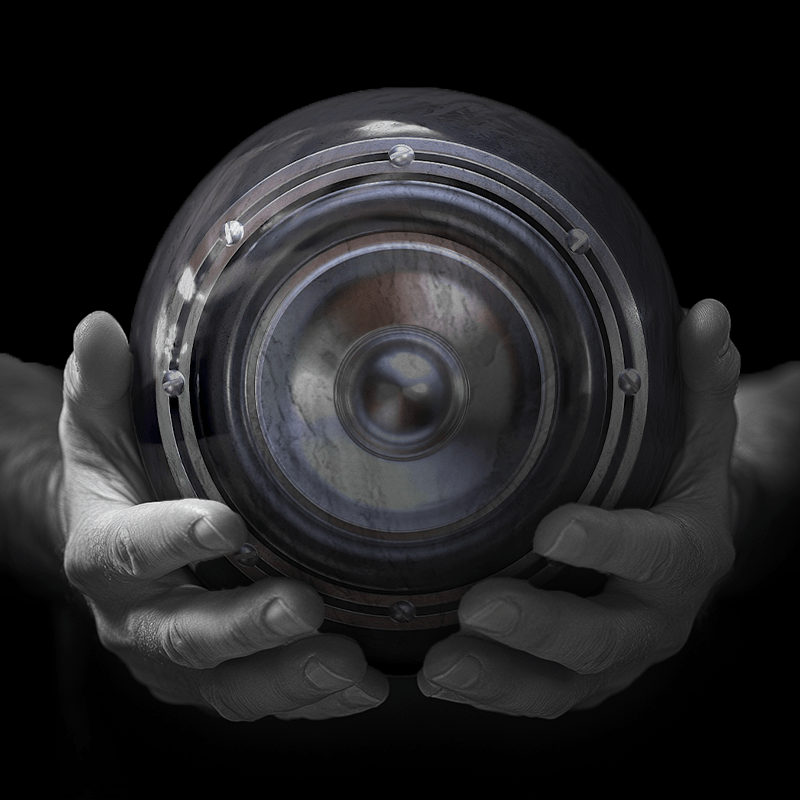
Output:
(234, 543), (259, 567)
(618, 368), (642, 395)
(162, 369), (186, 397)
(389, 600), (416, 623)
(388, 144), (415, 168)
(223, 220), (244, 246)
(566, 228), (590, 254)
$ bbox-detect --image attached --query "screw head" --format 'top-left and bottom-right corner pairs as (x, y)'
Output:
(566, 228), (590, 254)
(388, 600), (416, 623)
(388, 144), (415, 168)
(162, 369), (186, 397)
(618, 368), (642, 395)
(223, 220), (244, 246)
(234, 543), (259, 567)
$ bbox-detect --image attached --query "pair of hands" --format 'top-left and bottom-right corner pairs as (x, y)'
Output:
(58, 299), (740, 720)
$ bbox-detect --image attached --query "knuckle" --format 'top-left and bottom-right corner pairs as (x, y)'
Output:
(128, 608), (205, 670)
(65, 515), (149, 587)
(63, 520), (120, 594)
(129, 609), (164, 660)
(158, 615), (207, 670)
(226, 600), (270, 652)
(108, 522), (142, 579)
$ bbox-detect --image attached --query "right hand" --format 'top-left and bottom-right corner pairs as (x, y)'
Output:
(58, 311), (388, 721)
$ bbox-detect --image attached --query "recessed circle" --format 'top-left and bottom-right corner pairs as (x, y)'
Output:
(335, 326), (469, 461)
(252, 232), (550, 534)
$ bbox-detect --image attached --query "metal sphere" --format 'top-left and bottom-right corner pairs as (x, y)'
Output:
(130, 89), (682, 674)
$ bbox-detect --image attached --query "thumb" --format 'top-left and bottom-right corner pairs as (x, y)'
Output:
(679, 298), (740, 403)
(665, 298), (741, 499)
(63, 311), (132, 414)
(60, 311), (151, 511)
(530, 299), (741, 583)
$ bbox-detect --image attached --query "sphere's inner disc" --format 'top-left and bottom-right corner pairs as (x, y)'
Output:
(335, 325), (469, 461)
(255, 235), (549, 534)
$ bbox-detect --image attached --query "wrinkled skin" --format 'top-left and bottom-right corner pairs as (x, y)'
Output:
(57, 299), (740, 720)
(59, 311), (388, 721)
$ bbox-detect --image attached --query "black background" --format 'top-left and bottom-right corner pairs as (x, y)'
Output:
(3, 26), (795, 795)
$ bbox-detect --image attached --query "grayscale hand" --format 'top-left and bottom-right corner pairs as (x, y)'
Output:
(58, 311), (388, 721)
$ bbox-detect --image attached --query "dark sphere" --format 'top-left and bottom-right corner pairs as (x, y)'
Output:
(130, 88), (682, 674)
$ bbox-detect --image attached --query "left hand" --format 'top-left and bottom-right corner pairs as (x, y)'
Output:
(417, 298), (740, 716)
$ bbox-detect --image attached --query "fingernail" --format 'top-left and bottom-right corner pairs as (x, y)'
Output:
(538, 520), (587, 561)
(430, 656), (482, 690)
(462, 598), (520, 635)
(341, 684), (381, 708)
(190, 517), (234, 551)
(264, 597), (317, 638)
(304, 657), (353, 691)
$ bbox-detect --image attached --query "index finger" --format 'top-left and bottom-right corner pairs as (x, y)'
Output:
(63, 498), (249, 594)
(458, 576), (662, 675)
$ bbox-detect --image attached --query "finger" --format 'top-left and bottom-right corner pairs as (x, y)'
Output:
(532, 503), (686, 585)
(418, 634), (589, 719)
(130, 578), (326, 669)
(680, 298), (740, 401)
(530, 299), (742, 586)
(532, 500), (733, 593)
(669, 298), (741, 494)
(59, 311), (151, 510)
(419, 633), (662, 717)
(64, 498), (250, 592)
(196, 635), (373, 721)
(62, 310), (134, 428)
(457, 577), (658, 675)
(275, 666), (389, 720)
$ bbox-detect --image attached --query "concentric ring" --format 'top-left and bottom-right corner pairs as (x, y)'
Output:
(251, 232), (551, 535)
